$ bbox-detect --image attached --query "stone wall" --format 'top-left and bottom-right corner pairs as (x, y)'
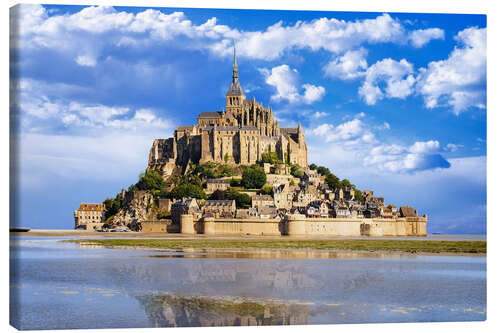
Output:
(179, 214), (427, 237)
(285, 215), (427, 237)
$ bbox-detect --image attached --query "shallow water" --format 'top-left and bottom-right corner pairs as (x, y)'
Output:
(10, 236), (486, 330)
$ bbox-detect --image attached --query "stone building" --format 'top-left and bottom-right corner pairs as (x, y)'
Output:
(74, 203), (106, 230)
(252, 194), (274, 210)
(147, 45), (308, 179)
(273, 184), (294, 210)
(171, 199), (200, 225)
(202, 200), (236, 218)
(399, 206), (418, 217)
(206, 179), (231, 193)
(308, 200), (329, 218)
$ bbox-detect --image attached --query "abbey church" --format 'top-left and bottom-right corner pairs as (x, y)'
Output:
(147, 46), (308, 178)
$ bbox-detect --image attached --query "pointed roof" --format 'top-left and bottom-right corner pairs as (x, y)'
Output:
(226, 42), (244, 96)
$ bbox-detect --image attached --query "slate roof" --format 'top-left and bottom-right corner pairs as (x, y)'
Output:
(240, 126), (259, 131)
(204, 200), (235, 207)
(280, 127), (298, 134)
(227, 80), (244, 96)
(198, 111), (223, 118)
(253, 194), (273, 201)
(399, 206), (418, 217)
(78, 203), (105, 211)
(207, 179), (230, 184)
(214, 126), (239, 131)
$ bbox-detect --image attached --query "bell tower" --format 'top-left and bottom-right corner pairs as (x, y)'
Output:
(226, 42), (246, 116)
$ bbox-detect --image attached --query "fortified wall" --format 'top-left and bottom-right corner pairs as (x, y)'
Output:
(179, 214), (427, 237)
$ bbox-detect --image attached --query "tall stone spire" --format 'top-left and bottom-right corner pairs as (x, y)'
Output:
(226, 41), (244, 97)
(232, 41), (238, 83)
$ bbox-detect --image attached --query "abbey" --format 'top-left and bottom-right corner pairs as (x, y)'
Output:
(148, 46), (308, 178)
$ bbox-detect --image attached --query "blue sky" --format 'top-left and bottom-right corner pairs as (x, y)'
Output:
(10, 4), (486, 233)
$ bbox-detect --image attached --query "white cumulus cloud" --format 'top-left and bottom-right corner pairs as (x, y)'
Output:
(409, 28), (445, 48)
(323, 48), (368, 80)
(363, 140), (450, 173)
(416, 27), (486, 114)
(359, 58), (416, 105)
(260, 65), (325, 104)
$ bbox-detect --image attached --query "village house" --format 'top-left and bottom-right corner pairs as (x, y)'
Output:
(308, 200), (329, 218)
(236, 207), (258, 219)
(399, 206), (418, 217)
(206, 179), (231, 193)
(257, 206), (278, 219)
(381, 206), (395, 219)
(334, 205), (350, 218)
(387, 204), (398, 216)
(294, 185), (320, 207)
(273, 184), (294, 209)
(304, 169), (321, 187)
(252, 194), (274, 210)
(203, 200), (236, 218)
(74, 203), (106, 230)
(306, 205), (320, 217)
(171, 198), (201, 224)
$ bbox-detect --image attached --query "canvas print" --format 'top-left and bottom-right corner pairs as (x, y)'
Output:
(9, 3), (486, 330)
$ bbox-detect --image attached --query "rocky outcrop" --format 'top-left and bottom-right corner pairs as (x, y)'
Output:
(112, 190), (156, 226)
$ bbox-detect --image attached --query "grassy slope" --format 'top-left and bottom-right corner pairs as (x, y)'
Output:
(64, 238), (486, 254)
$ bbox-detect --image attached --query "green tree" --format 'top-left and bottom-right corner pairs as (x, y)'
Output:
(325, 173), (341, 189)
(230, 178), (241, 187)
(225, 189), (252, 209)
(259, 151), (279, 165)
(241, 165), (267, 189)
(309, 163), (318, 170)
(316, 166), (330, 176)
(341, 179), (353, 188)
(136, 170), (165, 192)
(260, 185), (273, 195)
(103, 193), (123, 220)
(217, 164), (233, 177)
(354, 189), (365, 203)
(169, 183), (207, 200)
(290, 164), (304, 178)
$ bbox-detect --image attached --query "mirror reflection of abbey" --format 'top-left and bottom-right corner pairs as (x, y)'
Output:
(137, 294), (308, 327)
(148, 44), (308, 177)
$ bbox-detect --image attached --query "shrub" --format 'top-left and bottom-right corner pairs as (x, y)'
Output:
(259, 151), (280, 165)
(316, 166), (330, 176)
(241, 165), (267, 189)
(325, 173), (341, 189)
(290, 164), (304, 178)
(260, 185), (273, 195)
(169, 183), (206, 200)
(225, 189), (252, 209)
(103, 193), (122, 220)
(136, 170), (165, 192)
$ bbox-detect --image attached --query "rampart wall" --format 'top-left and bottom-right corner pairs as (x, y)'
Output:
(178, 214), (427, 237)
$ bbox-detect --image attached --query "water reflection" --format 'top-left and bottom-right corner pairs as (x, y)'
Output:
(10, 237), (487, 330)
(141, 248), (409, 259)
(137, 294), (308, 327)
